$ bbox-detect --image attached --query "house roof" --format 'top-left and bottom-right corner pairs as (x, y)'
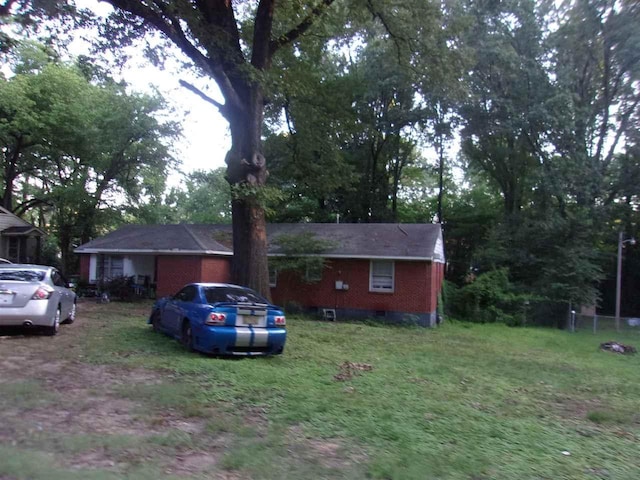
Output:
(2, 226), (46, 236)
(75, 223), (445, 262)
(0, 206), (44, 236)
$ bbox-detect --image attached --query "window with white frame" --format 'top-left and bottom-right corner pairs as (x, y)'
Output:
(370, 260), (394, 292)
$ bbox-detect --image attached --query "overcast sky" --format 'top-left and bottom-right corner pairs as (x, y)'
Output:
(75, 0), (230, 183)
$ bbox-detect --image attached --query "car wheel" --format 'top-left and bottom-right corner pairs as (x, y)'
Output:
(151, 310), (162, 332)
(43, 307), (61, 336)
(64, 302), (77, 324)
(181, 320), (194, 351)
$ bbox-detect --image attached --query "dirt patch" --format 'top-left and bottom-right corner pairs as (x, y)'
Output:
(0, 301), (223, 476)
(333, 361), (373, 382)
(286, 425), (368, 471)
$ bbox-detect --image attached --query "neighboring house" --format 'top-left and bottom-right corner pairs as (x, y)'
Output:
(0, 206), (45, 263)
(75, 223), (445, 326)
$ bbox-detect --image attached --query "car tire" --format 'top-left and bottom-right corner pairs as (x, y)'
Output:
(181, 320), (194, 351)
(151, 310), (162, 332)
(63, 302), (76, 324)
(43, 307), (61, 336)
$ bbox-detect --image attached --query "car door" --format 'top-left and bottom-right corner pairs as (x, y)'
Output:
(163, 286), (197, 335)
(51, 269), (74, 318)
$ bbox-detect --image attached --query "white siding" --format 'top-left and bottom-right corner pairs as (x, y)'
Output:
(89, 255), (97, 282)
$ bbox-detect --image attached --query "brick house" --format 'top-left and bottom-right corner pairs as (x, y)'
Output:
(0, 206), (44, 263)
(75, 223), (445, 326)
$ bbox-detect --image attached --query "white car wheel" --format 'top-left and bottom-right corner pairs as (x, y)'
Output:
(43, 308), (61, 336)
(65, 303), (76, 324)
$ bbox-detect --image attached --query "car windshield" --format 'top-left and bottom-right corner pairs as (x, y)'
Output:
(203, 287), (268, 305)
(0, 269), (46, 282)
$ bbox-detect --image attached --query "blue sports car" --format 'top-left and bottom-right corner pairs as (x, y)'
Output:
(149, 283), (286, 356)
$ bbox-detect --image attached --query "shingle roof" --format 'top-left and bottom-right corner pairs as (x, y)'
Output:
(75, 223), (444, 261)
(75, 224), (233, 254)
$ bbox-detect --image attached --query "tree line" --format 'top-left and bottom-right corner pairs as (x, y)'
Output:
(1, 0), (638, 320)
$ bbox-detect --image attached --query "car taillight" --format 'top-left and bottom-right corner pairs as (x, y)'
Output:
(32, 287), (53, 300)
(205, 312), (227, 325)
(274, 316), (286, 326)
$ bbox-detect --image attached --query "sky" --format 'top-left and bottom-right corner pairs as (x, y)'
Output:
(74, 0), (231, 183)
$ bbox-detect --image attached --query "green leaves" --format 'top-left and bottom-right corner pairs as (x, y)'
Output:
(0, 44), (179, 271)
(269, 232), (335, 284)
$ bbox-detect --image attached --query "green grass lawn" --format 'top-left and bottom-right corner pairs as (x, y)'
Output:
(3, 301), (639, 479)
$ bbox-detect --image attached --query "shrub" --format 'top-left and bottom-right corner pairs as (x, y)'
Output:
(449, 269), (530, 326)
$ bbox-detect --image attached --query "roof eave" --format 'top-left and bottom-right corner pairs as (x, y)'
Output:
(75, 248), (233, 256)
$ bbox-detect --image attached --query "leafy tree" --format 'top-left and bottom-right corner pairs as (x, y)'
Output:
(179, 168), (232, 224)
(90, 0), (451, 296)
(548, 0), (640, 209)
(269, 231), (334, 281)
(0, 46), (178, 272)
(92, 0), (353, 296)
(262, 44), (357, 223)
(458, 0), (551, 216)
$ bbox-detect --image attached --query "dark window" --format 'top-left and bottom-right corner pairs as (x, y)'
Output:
(268, 266), (277, 287)
(175, 285), (198, 302)
(97, 255), (124, 280)
(0, 269), (45, 282)
(52, 271), (66, 287)
(304, 264), (322, 283)
(203, 286), (268, 305)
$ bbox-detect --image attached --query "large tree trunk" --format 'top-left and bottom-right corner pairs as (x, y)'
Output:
(224, 92), (271, 299)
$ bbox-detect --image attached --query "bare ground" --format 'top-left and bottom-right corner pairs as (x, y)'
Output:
(0, 301), (251, 478)
(0, 301), (364, 479)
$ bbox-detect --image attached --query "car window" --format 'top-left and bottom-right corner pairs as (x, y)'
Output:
(0, 269), (45, 282)
(175, 285), (198, 302)
(52, 271), (66, 287)
(203, 287), (268, 305)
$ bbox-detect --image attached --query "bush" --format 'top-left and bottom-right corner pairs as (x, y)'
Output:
(448, 269), (530, 326)
(284, 301), (303, 314)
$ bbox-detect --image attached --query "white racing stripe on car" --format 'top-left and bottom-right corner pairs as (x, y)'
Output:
(252, 329), (269, 347)
(234, 327), (252, 347)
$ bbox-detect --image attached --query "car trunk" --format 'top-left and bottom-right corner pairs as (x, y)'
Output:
(0, 282), (40, 308)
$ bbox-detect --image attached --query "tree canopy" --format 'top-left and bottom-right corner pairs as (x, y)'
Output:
(0, 42), (179, 272)
(1, 0), (638, 319)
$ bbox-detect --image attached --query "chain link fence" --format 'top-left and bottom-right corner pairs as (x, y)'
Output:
(569, 312), (640, 334)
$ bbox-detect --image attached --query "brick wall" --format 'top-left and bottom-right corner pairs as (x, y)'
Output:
(200, 257), (232, 283)
(156, 256), (203, 297)
(271, 259), (440, 315)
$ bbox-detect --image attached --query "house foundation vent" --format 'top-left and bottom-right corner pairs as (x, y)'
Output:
(322, 309), (336, 321)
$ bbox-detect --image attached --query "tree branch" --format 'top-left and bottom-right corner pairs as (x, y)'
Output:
(253, 0), (275, 69)
(104, 0), (245, 112)
(13, 197), (53, 217)
(269, 0), (335, 54)
(179, 79), (227, 113)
